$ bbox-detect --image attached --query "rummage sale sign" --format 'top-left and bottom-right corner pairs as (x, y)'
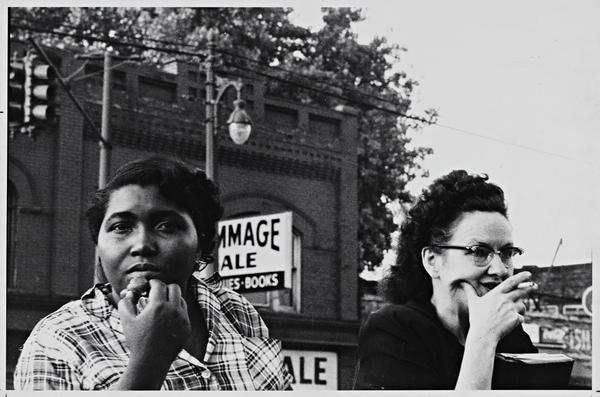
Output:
(282, 350), (338, 390)
(218, 211), (292, 292)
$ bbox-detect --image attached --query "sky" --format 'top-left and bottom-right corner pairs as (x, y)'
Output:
(291, 0), (600, 269)
(1, 3), (597, 268)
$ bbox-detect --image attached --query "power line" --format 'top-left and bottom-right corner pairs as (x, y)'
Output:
(14, 19), (405, 110)
(12, 22), (593, 166)
(10, 22), (431, 123)
(434, 122), (597, 167)
(222, 58), (429, 122)
(53, 22), (200, 49)
(215, 48), (408, 109)
(14, 22), (400, 109)
(10, 23), (208, 59)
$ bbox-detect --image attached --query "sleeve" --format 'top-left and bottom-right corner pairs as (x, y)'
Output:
(497, 324), (538, 353)
(13, 323), (82, 390)
(354, 306), (444, 390)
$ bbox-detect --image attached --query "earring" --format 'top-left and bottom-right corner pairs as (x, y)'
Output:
(95, 257), (112, 292)
(194, 255), (215, 273)
(194, 257), (208, 273)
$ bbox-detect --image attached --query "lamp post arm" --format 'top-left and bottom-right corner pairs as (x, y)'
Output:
(214, 77), (243, 107)
(212, 78), (244, 136)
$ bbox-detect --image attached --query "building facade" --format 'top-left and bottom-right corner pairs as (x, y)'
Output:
(520, 263), (592, 388)
(7, 41), (360, 390)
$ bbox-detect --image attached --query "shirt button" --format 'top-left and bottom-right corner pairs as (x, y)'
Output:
(201, 369), (211, 379)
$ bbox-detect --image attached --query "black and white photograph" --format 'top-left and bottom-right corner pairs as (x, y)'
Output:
(3, 2), (599, 391)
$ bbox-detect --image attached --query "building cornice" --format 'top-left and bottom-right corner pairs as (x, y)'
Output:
(83, 118), (342, 181)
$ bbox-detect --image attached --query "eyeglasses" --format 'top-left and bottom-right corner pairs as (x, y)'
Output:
(431, 244), (524, 267)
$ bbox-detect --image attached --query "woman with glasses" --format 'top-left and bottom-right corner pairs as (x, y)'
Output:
(354, 170), (537, 390)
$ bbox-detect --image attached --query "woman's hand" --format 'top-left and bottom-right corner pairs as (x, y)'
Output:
(123, 276), (150, 298)
(462, 271), (534, 343)
(113, 279), (191, 389)
(455, 271), (535, 389)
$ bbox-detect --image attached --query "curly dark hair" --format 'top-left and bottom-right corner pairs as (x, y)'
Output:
(86, 155), (224, 281)
(381, 170), (508, 304)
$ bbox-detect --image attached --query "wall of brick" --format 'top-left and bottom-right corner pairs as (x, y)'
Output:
(50, 61), (85, 297)
(7, 43), (360, 389)
(8, 133), (56, 295)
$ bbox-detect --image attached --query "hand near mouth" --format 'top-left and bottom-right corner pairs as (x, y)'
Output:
(461, 271), (534, 343)
(119, 276), (151, 313)
(120, 276), (151, 299)
(115, 279), (191, 389)
(455, 272), (536, 390)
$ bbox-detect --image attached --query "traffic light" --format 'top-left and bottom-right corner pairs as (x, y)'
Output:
(26, 53), (57, 124)
(9, 51), (58, 130)
(9, 56), (26, 126)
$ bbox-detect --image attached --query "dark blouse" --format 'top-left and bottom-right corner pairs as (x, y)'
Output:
(354, 299), (537, 390)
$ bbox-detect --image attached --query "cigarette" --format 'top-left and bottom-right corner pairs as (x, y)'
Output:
(517, 282), (538, 289)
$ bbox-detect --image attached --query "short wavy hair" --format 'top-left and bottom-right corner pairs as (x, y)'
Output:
(86, 155), (224, 281)
(381, 170), (508, 304)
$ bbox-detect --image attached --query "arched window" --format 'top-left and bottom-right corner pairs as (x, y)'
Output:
(7, 181), (18, 287)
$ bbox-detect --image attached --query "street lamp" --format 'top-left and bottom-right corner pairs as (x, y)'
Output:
(205, 28), (253, 183)
(227, 98), (252, 145)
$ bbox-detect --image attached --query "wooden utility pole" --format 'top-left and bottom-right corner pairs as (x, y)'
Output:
(205, 28), (217, 182)
(98, 50), (112, 188)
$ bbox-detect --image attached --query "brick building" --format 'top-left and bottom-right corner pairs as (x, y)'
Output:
(7, 41), (360, 389)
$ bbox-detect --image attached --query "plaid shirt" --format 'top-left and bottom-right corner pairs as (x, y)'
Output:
(14, 273), (292, 390)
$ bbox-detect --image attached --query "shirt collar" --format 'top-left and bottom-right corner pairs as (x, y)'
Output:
(80, 273), (225, 321)
(81, 283), (114, 320)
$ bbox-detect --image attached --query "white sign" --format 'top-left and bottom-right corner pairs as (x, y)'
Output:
(582, 286), (592, 316)
(218, 211), (292, 292)
(282, 349), (338, 390)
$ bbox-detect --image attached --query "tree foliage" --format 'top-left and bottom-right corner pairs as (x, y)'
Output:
(10, 7), (436, 271)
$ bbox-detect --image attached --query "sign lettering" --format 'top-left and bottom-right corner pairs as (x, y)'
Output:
(218, 212), (292, 292)
(282, 350), (337, 390)
(221, 271), (284, 293)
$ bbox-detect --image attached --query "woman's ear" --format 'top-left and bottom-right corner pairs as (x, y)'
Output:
(421, 246), (440, 279)
(94, 256), (109, 285)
